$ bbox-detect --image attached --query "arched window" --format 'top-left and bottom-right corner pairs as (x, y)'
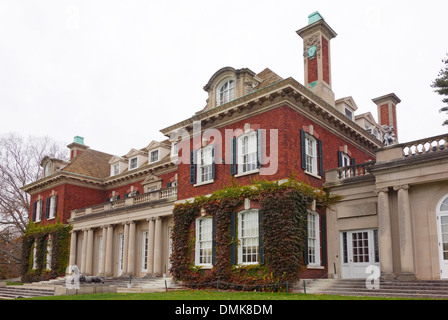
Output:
(217, 79), (235, 106)
(437, 195), (448, 278)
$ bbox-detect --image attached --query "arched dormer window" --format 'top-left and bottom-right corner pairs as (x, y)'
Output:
(44, 161), (52, 177)
(217, 79), (235, 106)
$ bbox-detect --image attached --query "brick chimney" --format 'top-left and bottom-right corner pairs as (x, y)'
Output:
(372, 93), (401, 141)
(67, 136), (89, 160)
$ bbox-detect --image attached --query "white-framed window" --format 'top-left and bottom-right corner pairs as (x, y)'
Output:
(32, 244), (37, 269)
(217, 79), (235, 106)
(129, 157), (138, 170)
(196, 145), (214, 184)
(150, 150), (159, 163)
(341, 153), (351, 167)
(237, 132), (258, 174)
(111, 163), (120, 176)
(171, 142), (178, 157)
(49, 196), (57, 219)
(46, 236), (52, 270)
(195, 217), (213, 267)
(238, 210), (259, 265)
(44, 161), (52, 177)
(305, 134), (318, 175)
(307, 212), (321, 266)
(141, 231), (149, 272)
(35, 200), (42, 222)
(344, 108), (353, 120)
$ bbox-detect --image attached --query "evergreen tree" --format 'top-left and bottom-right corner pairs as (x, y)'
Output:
(432, 54), (448, 126)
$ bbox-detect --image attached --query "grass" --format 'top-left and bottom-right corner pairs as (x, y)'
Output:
(18, 289), (437, 300)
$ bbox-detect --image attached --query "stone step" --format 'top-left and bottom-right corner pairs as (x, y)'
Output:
(295, 279), (448, 299)
(0, 286), (54, 299)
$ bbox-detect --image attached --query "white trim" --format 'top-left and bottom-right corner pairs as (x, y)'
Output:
(196, 145), (214, 185)
(195, 217), (213, 268)
(307, 211), (321, 267)
(237, 131), (258, 175)
(305, 133), (318, 176)
(436, 194), (448, 279)
(238, 209), (259, 266)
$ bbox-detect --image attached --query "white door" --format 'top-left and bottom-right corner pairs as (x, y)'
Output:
(437, 214), (448, 279)
(118, 234), (124, 276)
(341, 229), (380, 279)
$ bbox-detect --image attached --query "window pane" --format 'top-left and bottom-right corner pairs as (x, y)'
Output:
(239, 211), (259, 264)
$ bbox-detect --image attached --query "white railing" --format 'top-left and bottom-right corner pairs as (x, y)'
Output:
(401, 134), (448, 157)
(71, 186), (177, 218)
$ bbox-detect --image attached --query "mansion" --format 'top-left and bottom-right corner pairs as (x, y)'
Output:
(22, 12), (448, 282)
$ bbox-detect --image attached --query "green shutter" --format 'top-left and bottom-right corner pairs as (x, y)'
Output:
(318, 139), (323, 177)
(230, 213), (237, 265)
(257, 129), (262, 169)
(300, 129), (306, 170)
(321, 213), (327, 266)
(212, 216), (217, 265)
(230, 137), (237, 175)
(258, 210), (265, 265)
(45, 197), (50, 219)
(190, 150), (197, 184)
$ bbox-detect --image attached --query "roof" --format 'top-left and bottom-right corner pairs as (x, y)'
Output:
(62, 149), (113, 179)
(254, 68), (283, 90)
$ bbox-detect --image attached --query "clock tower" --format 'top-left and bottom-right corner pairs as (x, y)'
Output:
(297, 12), (337, 107)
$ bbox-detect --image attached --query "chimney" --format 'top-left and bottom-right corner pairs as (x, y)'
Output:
(296, 12), (338, 106)
(67, 136), (89, 160)
(372, 93), (401, 142)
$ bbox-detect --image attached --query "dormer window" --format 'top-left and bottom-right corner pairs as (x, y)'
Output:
(344, 107), (353, 121)
(217, 79), (235, 106)
(150, 150), (159, 163)
(111, 163), (119, 176)
(129, 157), (138, 170)
(44, 161), (52, 177)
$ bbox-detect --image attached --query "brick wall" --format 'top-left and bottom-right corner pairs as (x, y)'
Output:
(177, 105), (375, 200)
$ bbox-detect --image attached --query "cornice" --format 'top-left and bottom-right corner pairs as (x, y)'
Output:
(160, 77), (382, 156)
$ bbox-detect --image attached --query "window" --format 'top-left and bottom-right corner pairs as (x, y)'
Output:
(196, 146), (214, 184)
(150, 150), (159, 163)
(238, 210), (259, 265)
(217, 79), (235, 106)
(172, 142), (178, 157)
(307, 212), (320, 266)
(305, 134), (318, 175)
(344, 108), (353, 120)
(34, 200), (42, 222)
(46, 236), (52, 270)
(129, 157), (138, 170)
(141, 231), (149, 272)
(111, 163), (119, 176)
(195, 217), (213, 267)
(238, 132), (258, 174)
(49, 195), (57, 219)
(44, 161), (52, 177)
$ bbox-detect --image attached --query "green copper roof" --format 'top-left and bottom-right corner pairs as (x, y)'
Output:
(74, 136), (85, 145)
(308, 11), (324, 25)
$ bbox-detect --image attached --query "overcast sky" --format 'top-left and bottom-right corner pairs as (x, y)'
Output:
(1, 1), (447, 157)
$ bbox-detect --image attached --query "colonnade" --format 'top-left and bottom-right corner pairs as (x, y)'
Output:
(377, 184), (416, 279)
(69, 216), (166, 277)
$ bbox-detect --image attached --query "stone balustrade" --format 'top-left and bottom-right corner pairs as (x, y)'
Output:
(326, 161), (375, 184)
(401, 134), (448, 157)
(71, 186), (177, 218)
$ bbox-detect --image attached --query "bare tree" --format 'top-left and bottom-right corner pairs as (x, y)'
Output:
(0, 133), (68, 265)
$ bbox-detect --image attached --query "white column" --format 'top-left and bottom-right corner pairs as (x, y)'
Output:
(147, 218), (155, 274)
(153, 217), (163, 275)
(394, 185), (416, 279)
(85, 228), (94, 275)
(127, 221), (136, 275)
(122, 222), (129, 275)
(105, 225), (114, 276)
(81, 229), (88, 273)
(100, 226), (108, 275)
(376, 188), (394, 278)
(69, 230), (77, 267)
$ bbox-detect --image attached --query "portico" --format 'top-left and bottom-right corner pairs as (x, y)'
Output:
(68, 187), (176, 277)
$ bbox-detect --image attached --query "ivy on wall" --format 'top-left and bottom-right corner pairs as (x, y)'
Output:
(21, 222), (72, 283)
(170, 177), (339, 291)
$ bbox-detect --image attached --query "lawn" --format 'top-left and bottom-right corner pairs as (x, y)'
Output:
(19, 289), (432, 300)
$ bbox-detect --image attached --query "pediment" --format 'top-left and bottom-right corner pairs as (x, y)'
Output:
(142, 174), (162, 185)
(124, 148), (147, 158)
(336, 96), (359, 111)
(108, 155), (127, 164)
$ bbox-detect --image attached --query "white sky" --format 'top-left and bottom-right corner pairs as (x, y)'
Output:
(0, 0), (447, 156)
